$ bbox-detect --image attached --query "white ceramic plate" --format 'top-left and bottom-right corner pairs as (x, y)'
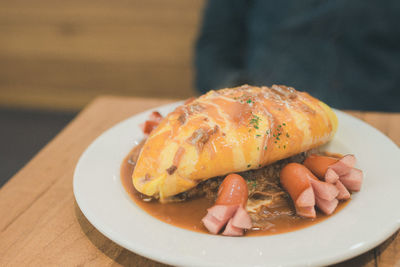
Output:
(73, 102), (400, 267)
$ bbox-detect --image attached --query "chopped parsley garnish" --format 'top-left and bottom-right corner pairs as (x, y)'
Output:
(256, 134), (261, 137)
(264, 146), (268, 150)
(268, 122), (290, 148)
(249, 113), (261, 130)
(246, 99), (252, 104)
(247, 164), (251, 168)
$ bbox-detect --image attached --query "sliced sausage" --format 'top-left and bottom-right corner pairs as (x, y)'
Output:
(339, 168), (363, 192)
(231, 206), (252, 229)
(202, 174), (251, 235)
(303, 154), (339, 179)
(280, 163), (313, 203)
(222, 218), (243, 236)
(329, 154), (356, 176)
(201, 213), (226, 234)
(206, 205), (238, 222)
(216, 174), (248, 207)
(308, 178), (339, 201)
(315, 196), (339, 215)
(296, 206), (316, 218)
(335, 180), (351, 200)
(280, 163), (319, 218)
(325, 168), (339, 183)
(295, 187), (315, 207)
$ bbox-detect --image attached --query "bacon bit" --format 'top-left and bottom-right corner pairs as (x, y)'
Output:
(140, 120), (159, 135)
(149, 111), (163, 123)
(140, 110), (164, 135)
(177, 113), (186, 124)
(187, 126), (218, 152)
(166, 165), (177, 175)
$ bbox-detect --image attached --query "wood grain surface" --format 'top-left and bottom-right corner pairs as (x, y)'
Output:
(0, 0), (205, 111)
(0, 96), (399, 266)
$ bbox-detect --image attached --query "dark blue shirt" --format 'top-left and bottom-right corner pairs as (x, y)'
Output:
(195, 0), (400, 111)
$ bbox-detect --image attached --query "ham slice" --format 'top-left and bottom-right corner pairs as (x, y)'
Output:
(339, 168), (363, 192)
(315, 196), (338, 215)
(335, 180), (351, 200)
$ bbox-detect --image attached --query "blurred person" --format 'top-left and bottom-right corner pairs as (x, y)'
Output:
(195, 0), (400, 111)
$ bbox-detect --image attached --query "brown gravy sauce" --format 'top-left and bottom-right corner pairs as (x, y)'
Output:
(121, 146), (349, 236)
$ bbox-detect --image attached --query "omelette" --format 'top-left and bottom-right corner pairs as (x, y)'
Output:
(132, 85), (338, 202)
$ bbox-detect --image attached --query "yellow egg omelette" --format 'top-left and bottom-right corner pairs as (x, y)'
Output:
(132, 85), (338, 202)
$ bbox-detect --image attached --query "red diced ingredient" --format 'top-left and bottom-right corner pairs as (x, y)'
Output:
(141, 120), (159, 135)
(149, 111), (163, 123)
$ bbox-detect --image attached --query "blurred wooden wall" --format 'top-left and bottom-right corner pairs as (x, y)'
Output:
(0, 0), (205, 111)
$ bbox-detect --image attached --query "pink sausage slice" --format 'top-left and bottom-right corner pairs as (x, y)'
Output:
(315, 196), (339, 215)
(231, 206), (252, 229)
(335, 180), (351, 200)
(329, 155), (356, 176)
(325, 168), (339, 183)
(206, 205), (238, 222)
(223, 218), (244, 236)
(309, 179), (339, 201)
(202, 174), (251, 236)
(201, 213), (226, 234)
(340, 168), (363, 191)
(295, 187), (315, 207)
(296, 206), (316, 218)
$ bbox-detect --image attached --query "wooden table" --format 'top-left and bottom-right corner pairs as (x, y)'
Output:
(1, 96), (399, 266)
